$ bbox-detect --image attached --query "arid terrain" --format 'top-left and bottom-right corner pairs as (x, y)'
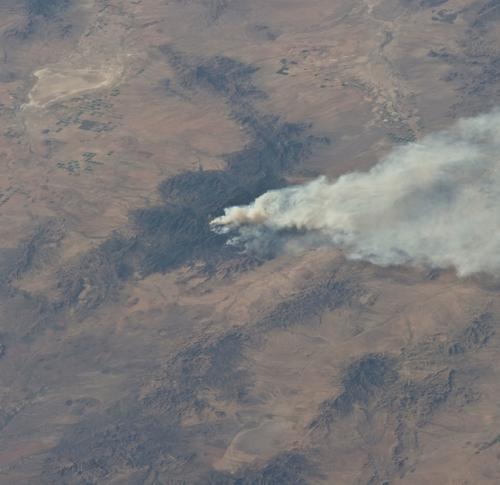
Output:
(1, 0), (500, 483)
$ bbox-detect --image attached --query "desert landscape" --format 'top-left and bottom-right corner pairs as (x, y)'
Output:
(1, 0), (500, 483)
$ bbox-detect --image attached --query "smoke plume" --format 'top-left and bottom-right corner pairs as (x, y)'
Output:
(211, 110), (500, 276)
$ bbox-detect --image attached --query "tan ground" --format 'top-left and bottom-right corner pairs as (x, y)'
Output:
(1, 0), (500, 483)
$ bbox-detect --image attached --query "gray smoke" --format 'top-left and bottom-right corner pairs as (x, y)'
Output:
(211, 110), (500, 276)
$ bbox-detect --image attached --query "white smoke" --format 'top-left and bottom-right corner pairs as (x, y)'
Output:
(211, 110), (500, 276)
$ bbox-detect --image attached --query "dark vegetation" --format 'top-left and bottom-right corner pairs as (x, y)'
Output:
(25, 51), (328, 482)
(25, 0), (70, 18)
(448, 312), (495, 355)
(0, 223), (62, 341)
(0, 282), (56, 346)
(197, 0), (234, 23)
(260, 274), (362, 329)
(311, 316), (490, 434)
(472, 0), (500, 28)
(309, 352), (458, 476)
(143, 331), (251, 415)
(401, 0), (449, 7)
(78, 119), (115, 132)
(132, 111), (309, 276)
(6, 4), (500, 484)
(477, 433), (500, 453)
(45, 330), (253, 483)
(309, 312), (497, 476)
(423, 1), (500, 114)
(419, 0), (449, 7)
(0, 249), (22, 287)
(202, 453), (315, 485)
(4, 47), (345, 478)
(2, 1), (75, 59)
(49, 410), (183, 483)
(398, 368), (456, 426)
(11, 219), (64, 279)
(55, 234), (137, 314)
(432, 9), (459, 23)
(310, 354), (399, 430)
(50, 50), (321, 316)
(333, 354), (399, 415)
(133, 111), (310, 276)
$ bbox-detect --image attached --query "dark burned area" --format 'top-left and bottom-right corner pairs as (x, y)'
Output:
(0, 41), (318, 311)
(6, 0), (500, 482)
(9, 44), (494, 484)
(50, 50), (323, 317)
(133, 49), (319, 276)
(27, 52), (328, 483)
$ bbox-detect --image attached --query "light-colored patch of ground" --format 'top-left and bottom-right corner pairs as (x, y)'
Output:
(25, 64), (122, 108)
(2, 0), (500, 483)
(215, 416), (297, 471)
